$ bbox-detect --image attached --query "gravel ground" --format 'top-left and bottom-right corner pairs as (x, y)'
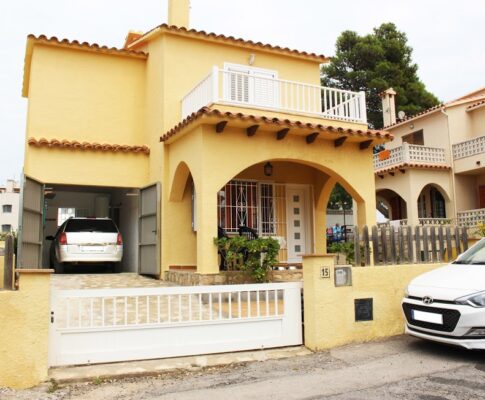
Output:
(2, 336), (485, 400)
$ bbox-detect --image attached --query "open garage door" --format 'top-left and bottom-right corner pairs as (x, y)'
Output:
(139, 183), (160, 276)
(17, 175), (44, 268)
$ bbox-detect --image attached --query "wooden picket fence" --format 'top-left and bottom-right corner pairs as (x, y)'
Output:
(353, 225), (469, 266)
(1, 234), (15, 290)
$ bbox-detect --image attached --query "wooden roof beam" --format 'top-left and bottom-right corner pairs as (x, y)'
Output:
(306, 132), (319, 144)
(215, 121), (228, 133)
(246, 125), (259, 137)
(359, 140), (373, 150)
(276, 128), (289, 140)
(334, 136), (347, 147)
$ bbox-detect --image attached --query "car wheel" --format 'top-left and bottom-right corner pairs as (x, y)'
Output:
(54, 261), (64, 274)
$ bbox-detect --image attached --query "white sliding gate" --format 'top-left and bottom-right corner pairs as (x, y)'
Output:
(49, 282), (303, 367)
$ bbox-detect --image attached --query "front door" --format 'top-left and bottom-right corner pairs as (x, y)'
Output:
(286, 186), (309, 263)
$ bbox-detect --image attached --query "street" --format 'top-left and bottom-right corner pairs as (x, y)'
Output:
(2, 335), (485, 400)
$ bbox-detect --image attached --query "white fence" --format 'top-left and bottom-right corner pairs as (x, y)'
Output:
(49, 282), (303, 366)
(181, 66), (367, 124)
(457, 208), (485, 227)
(374, 143), (448, 171)
(453, 135), (485, 160)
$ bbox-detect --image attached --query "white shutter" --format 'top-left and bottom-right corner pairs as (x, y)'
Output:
(224, 64), (278, 107)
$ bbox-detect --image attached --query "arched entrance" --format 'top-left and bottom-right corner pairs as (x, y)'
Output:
(215, 160), (364, 266)
(376, 189), (408, 222)
(418, 184), (448, 220)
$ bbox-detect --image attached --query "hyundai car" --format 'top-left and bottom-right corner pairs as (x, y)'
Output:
(402, 238), (485, 349)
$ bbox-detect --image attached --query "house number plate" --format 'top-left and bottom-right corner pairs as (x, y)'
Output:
(320, 267), (331, 279)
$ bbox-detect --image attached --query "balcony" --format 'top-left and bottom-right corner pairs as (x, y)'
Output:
(374, 143), (448, 172)
(457, 208), (485, 227)
(452, 135), (485, 174)
(181, 66), (367, 125)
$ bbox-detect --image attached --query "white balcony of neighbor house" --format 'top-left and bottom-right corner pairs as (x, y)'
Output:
(457, 208), (485, 227)
(374, 142), (449, 172)
(181, 66), (367, 125)
(453, 135), (485, 174)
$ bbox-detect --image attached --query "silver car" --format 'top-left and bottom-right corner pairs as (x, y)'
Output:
(47, 217), (123, 273)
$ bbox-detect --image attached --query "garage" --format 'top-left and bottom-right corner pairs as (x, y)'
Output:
(17, 176), (160, 276)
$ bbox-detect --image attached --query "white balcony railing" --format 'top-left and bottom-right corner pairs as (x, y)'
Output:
(453, 135), (485, 160)
(374, 143), (448, 171)
(457, 208), (485, 227)
(181, 66), (367, 124)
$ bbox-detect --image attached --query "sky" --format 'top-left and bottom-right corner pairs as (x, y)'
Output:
(0, 0), (484, 185)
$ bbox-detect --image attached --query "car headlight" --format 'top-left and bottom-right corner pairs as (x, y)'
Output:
(455, 291), (485, 307)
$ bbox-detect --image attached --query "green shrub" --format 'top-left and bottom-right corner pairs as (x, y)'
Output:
(214, 236), (280, 282)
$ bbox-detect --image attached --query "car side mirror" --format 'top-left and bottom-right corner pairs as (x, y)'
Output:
(45, 235), (55, 241)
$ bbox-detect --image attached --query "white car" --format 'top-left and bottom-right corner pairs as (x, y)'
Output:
(402, 238), (485, 349)
(47, 217), (123, 273)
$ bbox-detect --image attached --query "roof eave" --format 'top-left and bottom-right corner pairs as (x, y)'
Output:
(127, 24), (329, 63)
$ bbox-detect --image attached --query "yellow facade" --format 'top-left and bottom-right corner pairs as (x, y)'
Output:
(21, 5), (388, 275)
(0, 271), (52, 389)
(303, 255), (443, 350)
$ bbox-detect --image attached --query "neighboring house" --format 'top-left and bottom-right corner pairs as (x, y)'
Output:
(375, 87), (485, 227)
(18, 0), (390, 275)
(0, 180), (20, 233)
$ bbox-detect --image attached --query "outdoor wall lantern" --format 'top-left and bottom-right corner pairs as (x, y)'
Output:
(264, 162), (273, 177)
(334, 266), (352, 287)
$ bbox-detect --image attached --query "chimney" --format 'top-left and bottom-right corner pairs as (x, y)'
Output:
(168, 0), (190, 28)
(380, 88), (397, 127)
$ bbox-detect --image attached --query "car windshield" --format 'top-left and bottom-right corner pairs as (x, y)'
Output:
(65, 219), (118, 233)
(453, 240), (485, 265)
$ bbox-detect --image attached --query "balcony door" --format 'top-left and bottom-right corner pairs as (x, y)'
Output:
(479, 186), (485, 209)
(223, 63), (279, 108)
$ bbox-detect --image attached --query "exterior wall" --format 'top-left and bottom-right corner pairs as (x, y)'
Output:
(24, 45), (149, 188)
(470, 108), (485, 136)
(0, 180), (20, 232)
(384, 112), (449, 155)
(0, 270), (52, 389)
(303, 255), (443, 350)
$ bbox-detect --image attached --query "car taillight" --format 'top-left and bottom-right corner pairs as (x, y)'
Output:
(59, 232), (68, 245)
(117, 233), (123, 245)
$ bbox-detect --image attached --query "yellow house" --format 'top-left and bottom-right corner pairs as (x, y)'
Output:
(375, 88), (485, 227)
(19, 0), (390, 277)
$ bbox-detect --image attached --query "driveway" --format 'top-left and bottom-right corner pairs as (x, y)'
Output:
(3, 335), (485, 399)
(51, 273), (173, 290)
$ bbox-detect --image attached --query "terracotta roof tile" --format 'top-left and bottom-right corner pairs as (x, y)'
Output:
(28, 34), (148, 58)
(375, 163), (450, 175)
(127, 24), (327, 62)
(160, 107), (392, 143)
(467, 99), (485, 112)
(28, 138), (150, 155)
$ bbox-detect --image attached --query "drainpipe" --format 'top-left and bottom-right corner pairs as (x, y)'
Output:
(440, 107), (457, 224)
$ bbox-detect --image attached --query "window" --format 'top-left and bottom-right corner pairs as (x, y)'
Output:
(217, 181), (286, 236)
(2, 204), (12, 213)
(1, 224), (11, 233)
(223, 64), (279, 108)
(65, 219), (117, 233)
(57, 208), (90, 226)
(218, 181), (258, 234)
(402, 130), (424, 146)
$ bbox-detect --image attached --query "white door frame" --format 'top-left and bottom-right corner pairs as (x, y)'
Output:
(285, 184), (313, 263)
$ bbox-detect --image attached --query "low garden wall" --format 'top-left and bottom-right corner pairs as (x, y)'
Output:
(165, 269), (302, 286)
(0, 269), (53, 389)
(303, 255), (443, 351)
